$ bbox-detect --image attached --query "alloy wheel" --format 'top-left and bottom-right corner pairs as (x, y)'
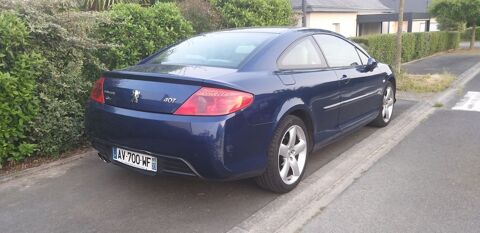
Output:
(382, 86), (394, 122)
(278, 125), (307, 185)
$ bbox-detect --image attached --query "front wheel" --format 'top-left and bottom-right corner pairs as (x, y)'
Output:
(255, 115), (309, 193)
(370, 81), (395, 127)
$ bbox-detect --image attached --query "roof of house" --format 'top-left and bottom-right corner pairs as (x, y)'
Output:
(291, 0), (395, 13)
(379, 0), (432, 13)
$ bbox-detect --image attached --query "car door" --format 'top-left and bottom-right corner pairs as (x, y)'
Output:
(313, 34), (384, 129)
(277, 36), (341, 143)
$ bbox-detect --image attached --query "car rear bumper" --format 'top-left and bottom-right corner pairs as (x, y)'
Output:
(85, 101), (273, 180)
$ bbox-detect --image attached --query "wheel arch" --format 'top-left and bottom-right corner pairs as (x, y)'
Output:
(273, 98), (315, 152)
(386, 73), (396, 101)
(289, 109), (315, 152)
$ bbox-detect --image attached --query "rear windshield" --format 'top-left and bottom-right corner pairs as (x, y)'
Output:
(146, 32), (276, 69)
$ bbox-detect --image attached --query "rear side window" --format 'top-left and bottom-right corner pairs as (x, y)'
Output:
(314, 34), (361, 67)
(146, 32), (276, 69)
(278, 37), (325, 70)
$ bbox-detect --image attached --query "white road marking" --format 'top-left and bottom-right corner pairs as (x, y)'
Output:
(452, 91), (480, 112)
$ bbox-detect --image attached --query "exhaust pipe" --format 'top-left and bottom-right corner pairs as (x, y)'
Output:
(98, 153), (110, 163)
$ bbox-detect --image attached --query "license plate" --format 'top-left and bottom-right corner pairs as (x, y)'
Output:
(112, 147), (157, 172)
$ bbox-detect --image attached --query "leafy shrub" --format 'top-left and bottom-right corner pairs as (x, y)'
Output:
(0, 12), (45, 165)
(28, 13), (104, 156)
(0, 1), (194, 165)
(351, 31), (460, 65)
(0, 11), (29, 71)
(210, 0), (294, 28)
(1, 0), (106, 160)
(95, 3), (193, 69)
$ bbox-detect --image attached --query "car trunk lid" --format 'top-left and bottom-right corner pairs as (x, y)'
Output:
(102, 64), (238, 114)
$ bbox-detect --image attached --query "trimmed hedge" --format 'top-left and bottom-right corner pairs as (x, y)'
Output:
(352, 31), (460, 66)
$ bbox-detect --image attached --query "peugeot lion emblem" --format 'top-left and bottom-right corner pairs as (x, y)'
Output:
(131, 90), (141, 103)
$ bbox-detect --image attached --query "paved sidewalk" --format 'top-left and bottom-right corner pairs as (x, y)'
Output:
(302, 63), (480, 231)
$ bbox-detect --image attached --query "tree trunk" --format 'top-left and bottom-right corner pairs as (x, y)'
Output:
(302, 0), (307, 27)
(394, 0), (405, 75)
(470, 24), (477, 50)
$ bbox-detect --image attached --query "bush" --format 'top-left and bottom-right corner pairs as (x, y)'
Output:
(95, 3), (193, 69)
(1, 0), (106, 160)
(352, 31), (460, 65)
(0, 11), (29, 71)
(0, 12), (45, 165)
(177, 0), (222, 33)
(0, 1), (194, 166)
(27, 11), (105, 157)
(210, 0), (294, 28)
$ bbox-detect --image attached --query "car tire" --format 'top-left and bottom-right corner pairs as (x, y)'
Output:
(255, 115), (309, 193)
(369, 81), (395, 127)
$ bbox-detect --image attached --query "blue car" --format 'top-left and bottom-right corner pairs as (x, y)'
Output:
(86, 28), (395, 193)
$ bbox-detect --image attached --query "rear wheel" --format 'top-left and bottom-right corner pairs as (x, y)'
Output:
(370, 81), (395, 127)
(255, 115), (309, 193)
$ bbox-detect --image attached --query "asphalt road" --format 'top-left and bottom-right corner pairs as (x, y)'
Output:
(0, 101), (414, 233)
(302, 74), (480, 233)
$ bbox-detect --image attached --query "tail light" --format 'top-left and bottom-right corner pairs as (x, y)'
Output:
(90, 77), (105, 104)
(174, 87), (253, 116)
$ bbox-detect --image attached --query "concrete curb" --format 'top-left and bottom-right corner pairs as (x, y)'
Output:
(227, 61), (480, 233)
(0, 149), (95, 184)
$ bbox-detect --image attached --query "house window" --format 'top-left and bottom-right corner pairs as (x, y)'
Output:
(332, 23), (341, 33)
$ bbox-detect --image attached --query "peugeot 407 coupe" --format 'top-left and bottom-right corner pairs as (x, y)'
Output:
(86, 28), (396, 193)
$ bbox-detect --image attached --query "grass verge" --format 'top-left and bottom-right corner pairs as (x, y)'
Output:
(397, 73), (455, 93)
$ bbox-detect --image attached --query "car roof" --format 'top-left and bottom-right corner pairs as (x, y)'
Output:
(211, 27), (341, 36)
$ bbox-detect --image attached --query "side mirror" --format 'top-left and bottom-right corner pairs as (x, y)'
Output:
(365, 58), (378, 72)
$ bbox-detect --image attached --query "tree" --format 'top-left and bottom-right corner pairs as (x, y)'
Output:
(394, 0), (405, 74)
(430, 0), (480, 49)
(436, 17), (466, 31)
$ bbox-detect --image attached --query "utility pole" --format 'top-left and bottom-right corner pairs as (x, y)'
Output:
(394, 0), (405, 75)
(302, 0), (307, 27)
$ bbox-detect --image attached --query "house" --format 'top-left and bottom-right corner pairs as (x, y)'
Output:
(291, 0), (439, 37)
